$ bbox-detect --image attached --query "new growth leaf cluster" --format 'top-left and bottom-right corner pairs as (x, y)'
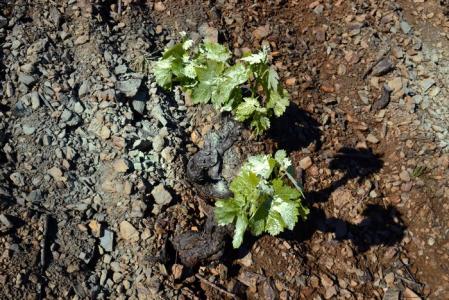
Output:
(153, 38), (290, 134)
(214, 150), (309, 248)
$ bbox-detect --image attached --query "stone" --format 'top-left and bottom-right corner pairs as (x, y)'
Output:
(0, 214), (13, 229)
(100, 230), (114, 252)
(74, 35), (89, 45)
(151, 184), (172, 206)
(114, 64), (127, 75)
(358, 90), (370, 104)
(387, 77), (402, 94)
(30, 91), (41, 109)
(252, 24), (270, 40)
(88, 220), (102, 237)
(74, 102), (84, 114)
(100, 126), (111, 140)
(10, 172), (25, 187)
(400, 21), (411, 34)
(131, 200), (147, 218)
(119, 221), (139, 242)
(371, 57), (394, 76)
(421, 78), (435, 93)
(116, 78), (142, 97)
(79, 80), (90, 97)
(324, 286), (337, 299)
(171, 264), (183, 280)
(384, 272), (395, 286)
(403, 288), (421, 300)
(18, 73), (36, 86)
(438, 154), (449, 168)
(154, 1), (166, 11)
(161, 147), (175, 162)
(22, 125), (36, 135)
(152, 135), (165, 152)
(113, 159), (131, 173)
(132, 99), (146, 114)
(0, 16), (7, 28)
(198, 23), (219, 43)
(399, 170), (410, 182)
(366, 133), (379, 144)
(299, 156), (313, 170)
(60, 109), (73, 123)
(48, 167), (66, 182)
(151, 105), (168, 126)
(20, 63), (36, 74)
(321, 274), (333, 288)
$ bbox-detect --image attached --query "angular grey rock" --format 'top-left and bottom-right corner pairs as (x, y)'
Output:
(100, 230), (114, 252)
(151, 184), (172, 206)
(28, 190), (43, 203)
(74, 102), (84, 114)
(0, 16), (7, 28)
(79, 80), (90, 97)
(22, 125), (36, 135)
(116, 78), (142, 97)
(0, 214), (13, 229)
(400, 21), (411, 34)
(132, 99), (146, 114)
(152, 135), (165, 152)
(151, 104), (168, 126)
(114, 64), (127, 75)
(421, 78), (435, 92)
(60, 109), (73, 122)
(31, 91), (41, 109)
(18, 73), (37, 86)
(10, 172), (25, 187)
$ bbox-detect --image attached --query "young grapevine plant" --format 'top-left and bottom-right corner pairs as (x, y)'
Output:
(153, 38), (290, 135)
(214, 150), (309, 248)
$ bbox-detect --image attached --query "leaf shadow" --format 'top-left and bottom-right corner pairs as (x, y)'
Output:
(283, 147), (405, 253)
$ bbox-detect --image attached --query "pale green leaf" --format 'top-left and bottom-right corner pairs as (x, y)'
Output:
(265, 210), (285, 236)
(224, 63), (249, 86)
(191, 82), (212, 104)
(232, 214), (248, 248)
(241, 47), (268, 65)
(153, 59), (173, 88)
(214, 199), (239, 225)
(267, 90), (289, 117)
(272, 197), (299, 231)
(162, 43), (185, 59)
(202, 42), (231, 62)
(229, 171), (260, 197)
(272, 178), (301, 201)
(249, 197), (270, 235)
(268, 67), (279, 91)
(183, 62), (197, 79)
(250, 115), (271, 135)
(182, 39), (194, 50)
(274, 150), (292, 171)
(235, 97), (260, 122)
(242, 154), (276, 179)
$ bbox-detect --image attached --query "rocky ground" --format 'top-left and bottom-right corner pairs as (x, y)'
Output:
(1, 0), (449, 299)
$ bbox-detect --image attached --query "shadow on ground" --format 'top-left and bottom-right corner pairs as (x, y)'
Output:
(284, 147), (405, 253)
(268, 103), (322, 152)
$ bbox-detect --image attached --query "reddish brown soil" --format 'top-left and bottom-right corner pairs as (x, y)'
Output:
(152, 0), (449, 298)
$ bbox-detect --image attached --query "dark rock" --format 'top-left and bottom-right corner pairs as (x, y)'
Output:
(371, 57), (394, 77)
(186, 116), (241, 198)
(171, 214), (230, 268)
(372, 85), (391, 111)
